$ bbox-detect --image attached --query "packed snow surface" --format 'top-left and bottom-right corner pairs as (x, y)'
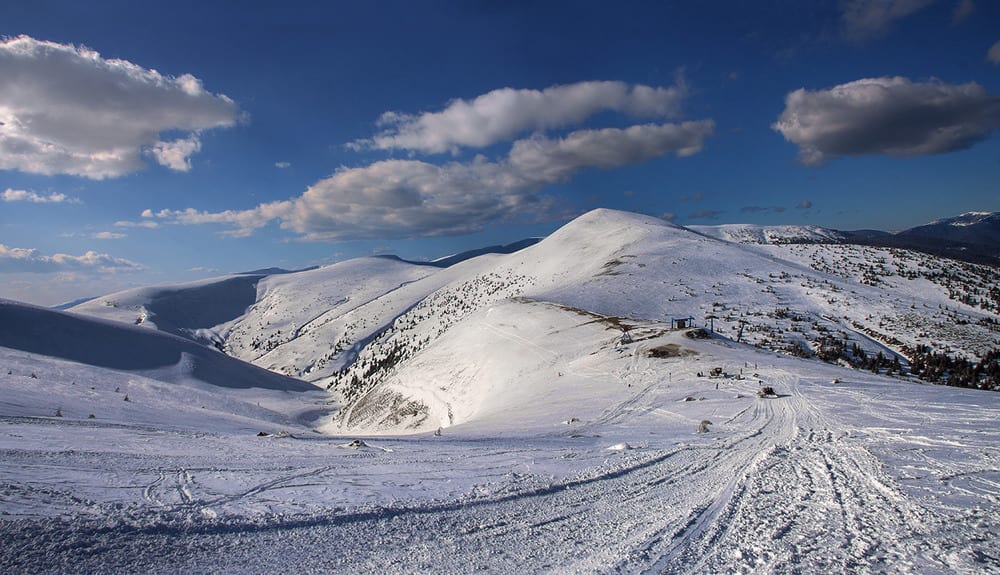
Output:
(3, 208), (999, 573)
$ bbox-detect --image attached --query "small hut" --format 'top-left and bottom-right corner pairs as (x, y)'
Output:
(670, 316), (694, 330)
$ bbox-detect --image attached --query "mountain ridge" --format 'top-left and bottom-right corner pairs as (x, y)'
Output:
(51, 206), (999, 435)
(692, 210), (1000, 265)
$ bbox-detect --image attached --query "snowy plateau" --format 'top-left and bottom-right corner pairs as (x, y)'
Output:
(2, 208), (999, 574)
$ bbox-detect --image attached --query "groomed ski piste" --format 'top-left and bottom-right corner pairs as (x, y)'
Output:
(2, 209), (999, 574)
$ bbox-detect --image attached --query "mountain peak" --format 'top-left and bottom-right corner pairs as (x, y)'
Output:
(900, 211), (1000, 248)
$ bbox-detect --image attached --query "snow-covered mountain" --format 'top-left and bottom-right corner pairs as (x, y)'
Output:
(4, 208), (1000, 573)
(898, 211), (1000, 245)
(688, 223), (846, 244)
(68, 208), (1000, 434)
(323, 209), (999, 433)
(688, 212), (1000, 266)
(835, 211), (1000, 265)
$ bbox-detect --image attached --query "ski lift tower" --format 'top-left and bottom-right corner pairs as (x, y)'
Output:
(736, 318), (749, 343)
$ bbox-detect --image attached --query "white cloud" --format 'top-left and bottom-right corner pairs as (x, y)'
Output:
(148, 202), (293, 238)
(147, 121), (713, 241)
(93, 231), (126, 240)
(772, 76), (1000, 165)
(354, 78), (687, 153)
(0, 35), (240, 179)
(507, 121), (713, 184)
(138, 77), (710, 241)
(2, 188), (80, 204)
(275, 161), (291, 169)
(147, 135), (202, 171)
(989, 40), (1000, 64)
(114, 219), (159, 229)
(841, 0), (936, 41)
(0, 243), (143, 273)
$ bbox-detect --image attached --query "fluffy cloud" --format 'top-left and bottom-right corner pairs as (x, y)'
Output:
(147, 121), (713, 240)
(507, 122), (713, 184)
(147, 202), (292, 238)
(354, 79), (687, 153)
(2, 188), (80, 204)
(140, 76), (710, 241)
(989, 40), (1000, 64)
(841, 0), (936, 41)
(147, 135), (202, 171)
(0, 244), (143, 273)
(147, 159), (535, 240)
(772, 77), (1000, 165)
(114, 219), (159, 229)
(0, 35), (240, 179)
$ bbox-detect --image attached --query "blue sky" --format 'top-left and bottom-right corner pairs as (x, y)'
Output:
(1, 0), (999, 305)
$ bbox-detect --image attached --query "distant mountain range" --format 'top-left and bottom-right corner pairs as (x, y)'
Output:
(695, 211), (999, 266)
(837, 212), (1000, 266)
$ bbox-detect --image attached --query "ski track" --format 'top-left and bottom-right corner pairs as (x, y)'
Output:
(3, 374), (998, 574)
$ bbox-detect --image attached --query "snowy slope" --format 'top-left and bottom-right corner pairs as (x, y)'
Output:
(0, 299), (316, 394)
(222, 257), (438, 381)
(899, 210), (1000, 246)
(3, 208), (1000, 573)
(69, 258), (442, 384)
(3, 313), (998, 573)
(329, 209), (999, 433)
(688, 222), (846, 244)
(70, 272), (271, 347)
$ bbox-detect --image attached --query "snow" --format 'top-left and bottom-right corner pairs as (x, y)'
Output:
(928, 211), (996, 226)
(69, 273), (267, 344)
(689, 223), (846, 244)
(2, 208), (999, 573)
(3, 329), (998, 573)
(0, 299), (317, 393)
